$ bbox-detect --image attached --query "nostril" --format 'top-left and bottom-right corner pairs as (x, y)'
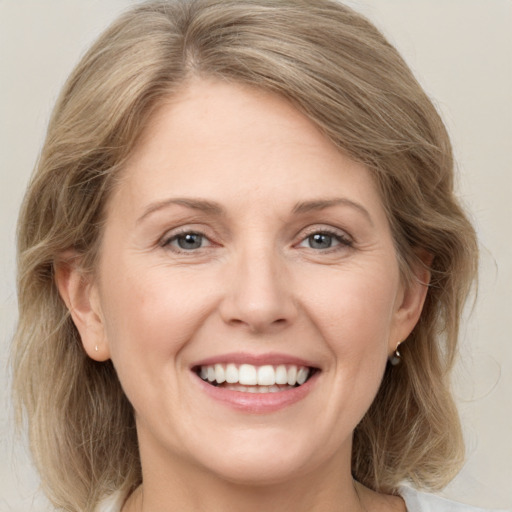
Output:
(218, 269), (298, 331)
(225, 316), (288, 332)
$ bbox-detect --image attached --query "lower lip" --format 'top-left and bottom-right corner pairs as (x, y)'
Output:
(193, 372), (319, 413)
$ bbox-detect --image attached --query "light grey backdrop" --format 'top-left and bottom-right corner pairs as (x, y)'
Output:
(1, 1), (511, 510)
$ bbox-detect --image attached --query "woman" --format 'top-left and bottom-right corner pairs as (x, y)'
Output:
(11, 0), (503, 511)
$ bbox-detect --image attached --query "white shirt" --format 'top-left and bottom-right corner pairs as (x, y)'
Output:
(398, 486), (509, 512)
(96, 486), (510, 512)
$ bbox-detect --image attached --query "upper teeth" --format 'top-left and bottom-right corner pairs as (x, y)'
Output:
(199, 364), (310, 386)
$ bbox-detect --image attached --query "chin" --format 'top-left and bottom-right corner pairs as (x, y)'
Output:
(182, 426), (329, 487)
(202, 452), (311, 487)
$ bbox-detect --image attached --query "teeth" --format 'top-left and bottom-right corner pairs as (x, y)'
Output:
(275, 365), (288, 385)
(239, 364), (258, 385)
(223, 383), (293, 393)
(214, 364), (226, 384)
(198, 363), (312, 389)
(287, 366), (297, 386)
(225, 364), (238, 383)
(297, 367), (308, 385)
(257, 365), (275, 386)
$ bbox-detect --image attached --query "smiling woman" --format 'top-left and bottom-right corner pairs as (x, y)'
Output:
(66, 82), (416, 489)
(10, 1), (499, 512)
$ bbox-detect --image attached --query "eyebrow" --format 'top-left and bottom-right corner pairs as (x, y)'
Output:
(137, 196), (373, 225)
(292, 198), (374, 225)
(137, 198), (225, 224)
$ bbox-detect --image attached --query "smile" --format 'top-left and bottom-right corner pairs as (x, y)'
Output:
(196, 363), (313, 393)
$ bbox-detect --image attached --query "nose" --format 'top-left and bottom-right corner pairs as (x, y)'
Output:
(219, 246), (298, 334)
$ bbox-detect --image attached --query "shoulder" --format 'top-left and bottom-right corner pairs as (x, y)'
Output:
(95, 490), (126, 512)
(399, 486), (510, 512)
(95, 486), (510, 512)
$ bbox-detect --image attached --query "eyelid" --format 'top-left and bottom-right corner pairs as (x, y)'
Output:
(297, 225), (353, 245)
(295, 224), (354, 254)
(160, 226), (215, 252)
(157, 224), (353, 254)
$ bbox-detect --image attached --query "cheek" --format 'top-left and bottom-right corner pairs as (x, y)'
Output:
(325, 274), (396, 409)
(303, 266), (399, 353)
(98, 262), (216, 373)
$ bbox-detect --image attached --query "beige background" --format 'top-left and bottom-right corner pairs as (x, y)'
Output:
(1, 1), (510, 510)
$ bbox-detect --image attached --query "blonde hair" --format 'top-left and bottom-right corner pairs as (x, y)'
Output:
(12, 0), (478, 510)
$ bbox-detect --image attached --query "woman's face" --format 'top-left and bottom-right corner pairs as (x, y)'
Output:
(69, 79), (426, 486)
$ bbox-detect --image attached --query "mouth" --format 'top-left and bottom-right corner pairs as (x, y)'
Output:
(194, 363), (318, 393)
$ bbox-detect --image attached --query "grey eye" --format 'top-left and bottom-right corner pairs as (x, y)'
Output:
(307, 233), (336, 249)
(175, 233), (204, 250)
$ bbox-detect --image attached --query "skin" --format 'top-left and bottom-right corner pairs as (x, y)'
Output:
(57, 79), (428, 512)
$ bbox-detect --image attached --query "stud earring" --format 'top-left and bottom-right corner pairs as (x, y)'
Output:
(94, 345), (99, 352)
(389, 343), (402, 366)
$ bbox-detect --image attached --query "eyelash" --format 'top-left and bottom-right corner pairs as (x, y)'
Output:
(160, 226), (353, 254)
(161, 229), (213, 253)
(297, 227), (353, 252)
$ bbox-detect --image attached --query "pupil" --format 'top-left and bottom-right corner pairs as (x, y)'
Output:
(310, 233), (332, 249)
(178, 233), (202, 249)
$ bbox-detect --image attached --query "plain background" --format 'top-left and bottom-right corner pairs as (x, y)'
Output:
(0, 1), (510, 510)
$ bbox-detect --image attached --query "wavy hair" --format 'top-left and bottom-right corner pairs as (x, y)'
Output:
(12, 0), (477, 510)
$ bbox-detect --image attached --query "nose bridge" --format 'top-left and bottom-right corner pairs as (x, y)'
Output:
(220, 239), (296, 332)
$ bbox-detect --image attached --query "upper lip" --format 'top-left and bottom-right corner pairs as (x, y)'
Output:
(191, 352), (320, 369)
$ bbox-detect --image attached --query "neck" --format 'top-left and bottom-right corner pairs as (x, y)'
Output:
(125, 448), (365, 512)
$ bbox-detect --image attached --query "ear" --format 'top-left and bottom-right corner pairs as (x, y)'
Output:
(54, 252), (110, 362)
(389, 250), (432, 353)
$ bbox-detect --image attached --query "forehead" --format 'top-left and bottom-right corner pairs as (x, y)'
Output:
(109, 78), (386, 222)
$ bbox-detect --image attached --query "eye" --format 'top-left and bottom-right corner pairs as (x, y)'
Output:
(163, 231), (211, 251)
(297, 229), (352, 251)
(306, 233), (338, 249)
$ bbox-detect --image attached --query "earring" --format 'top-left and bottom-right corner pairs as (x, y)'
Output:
(389, 343), (402, 366)
(94, 345), (99, 352)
